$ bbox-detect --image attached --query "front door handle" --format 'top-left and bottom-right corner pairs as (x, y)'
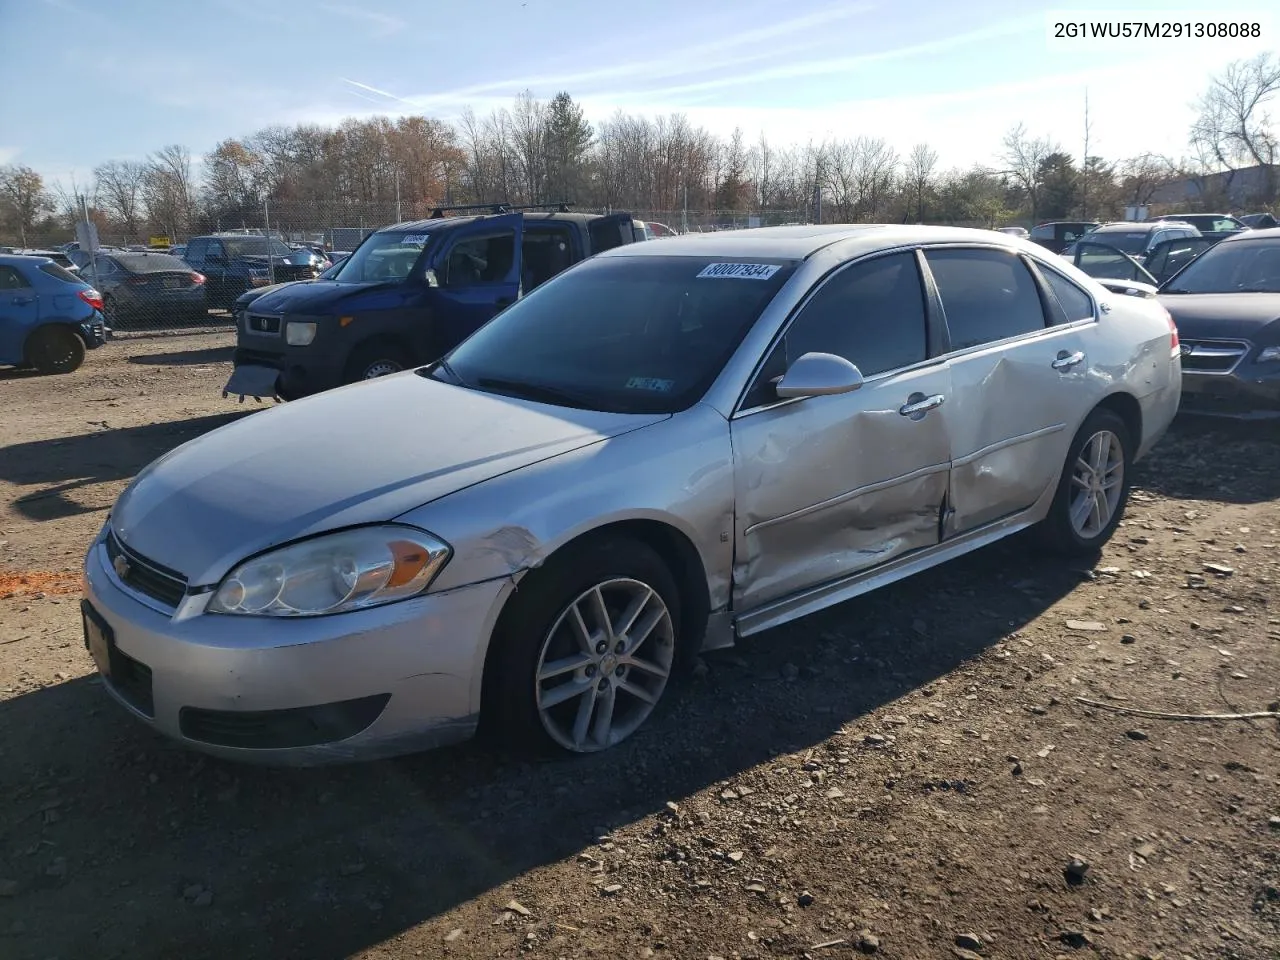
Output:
(12, 296), (34, 305)
(899, 393), (946, 418)
(1052, 350), (1086, 371)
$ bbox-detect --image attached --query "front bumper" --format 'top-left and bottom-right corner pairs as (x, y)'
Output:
(82, 534), (514, 764)
(1180, 351), (1280, 418)
(225, 344), (347, 400)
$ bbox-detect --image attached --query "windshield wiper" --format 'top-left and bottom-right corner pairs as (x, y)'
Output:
(475, 376), (597, 409)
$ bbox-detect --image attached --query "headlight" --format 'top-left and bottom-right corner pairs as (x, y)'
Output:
(286, 321), (317, 346)
(1256, 346), (1280, 363)
(207, 525), (451, 617)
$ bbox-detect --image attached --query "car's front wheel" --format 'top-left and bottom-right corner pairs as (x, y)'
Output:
(344, 340), (411, 383)
(482, 536), (681, 754)
(1038, 407), (1132, 556)
(25, 325), (86, 375)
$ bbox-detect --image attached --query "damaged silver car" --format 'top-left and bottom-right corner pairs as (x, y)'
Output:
(82, 225), (1182, 764)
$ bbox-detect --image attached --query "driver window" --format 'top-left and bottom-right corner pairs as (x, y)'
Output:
(742, 251), (928, 409)
(443, 232), (516, 286)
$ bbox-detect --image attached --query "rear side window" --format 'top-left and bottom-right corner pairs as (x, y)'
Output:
(925, 248), (1047, 350)
(39, 263), (82, 284)
(185, 239), (208, 260)
(1040, 268), (1094, 323)
(0, 265), (30, 290)
(1030, 224), (1053, 239)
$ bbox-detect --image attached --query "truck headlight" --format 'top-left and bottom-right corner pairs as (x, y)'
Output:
(286, 321), (317, 346)
(207, 525), (451, 617)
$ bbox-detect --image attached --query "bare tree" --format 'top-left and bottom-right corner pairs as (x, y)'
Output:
(1190, 52), (1280, 204)
(142, 145), (196, 238)
(0, 164), (52, 247)
(1001, 123), (1058, 222)
(93, 160), (148, 241)
(904, 143), (938, 222)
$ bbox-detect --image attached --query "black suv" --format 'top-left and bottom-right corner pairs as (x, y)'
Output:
(223, 204), (639, 401)
(183, 234), (320, 310)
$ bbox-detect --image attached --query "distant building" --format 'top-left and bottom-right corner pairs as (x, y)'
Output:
(1149, 163), (1278, 208)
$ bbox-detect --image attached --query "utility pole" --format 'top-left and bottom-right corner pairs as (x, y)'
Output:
(1081, 88), (1092, 221)
(395, 169), (402, 223)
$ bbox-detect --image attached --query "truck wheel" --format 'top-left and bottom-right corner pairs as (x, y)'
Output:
(344, 341), (411, 383)
(26, 326), (86, 375)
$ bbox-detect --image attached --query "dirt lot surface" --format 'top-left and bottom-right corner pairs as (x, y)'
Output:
(1, 333), (1278, 960)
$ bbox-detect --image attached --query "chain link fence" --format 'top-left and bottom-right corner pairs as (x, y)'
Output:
(69, 202), (817, 337)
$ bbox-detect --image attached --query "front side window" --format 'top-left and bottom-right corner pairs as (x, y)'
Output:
(443, 232), (516, 285)
(925, 247), (1047, 350)
(742, 252), (928, 409)
(438, 255), (797, 414)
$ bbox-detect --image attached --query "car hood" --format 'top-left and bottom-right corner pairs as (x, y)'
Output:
(1158, 293), (1280, 340)
(109, 373), (669, 585)
(234, 279), (306, 305)
(250, 279), (389, 313)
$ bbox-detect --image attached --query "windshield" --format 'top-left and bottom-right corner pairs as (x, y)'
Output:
(1162, 239), (1280, 293)
(436, 255), (798, 414)
(220, 236), (293, 258)
(1086, 231), (1149, 254)
(332, 231), (430, 282)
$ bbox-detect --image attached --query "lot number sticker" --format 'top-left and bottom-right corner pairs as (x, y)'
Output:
(696, 262), (780, 280)
(400, 234), (430, 246)
(625, 376), (675, 392)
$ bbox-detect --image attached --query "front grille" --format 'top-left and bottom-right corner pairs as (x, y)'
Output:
(179, 694), (391, 749)
(105, 531), (188, 609)
(1180, 339), (1250, 374)
(245, 312), (281, 334)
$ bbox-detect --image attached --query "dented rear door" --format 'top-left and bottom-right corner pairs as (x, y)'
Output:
(922, 246), (1087, 536)
(729, 250), (953, 612)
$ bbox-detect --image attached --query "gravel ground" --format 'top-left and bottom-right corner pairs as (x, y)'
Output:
(1, 333), (1278, 960)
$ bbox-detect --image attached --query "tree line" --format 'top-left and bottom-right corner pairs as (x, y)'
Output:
(1, 52), (1276, 247)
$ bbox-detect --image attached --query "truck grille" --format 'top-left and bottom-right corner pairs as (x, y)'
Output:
(1179, 339), (1250, 374)
(245, 312), (281, 334)
(105, 531), (188, 609)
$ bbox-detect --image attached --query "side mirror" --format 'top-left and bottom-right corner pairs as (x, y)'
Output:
(775, 352), (864, 399)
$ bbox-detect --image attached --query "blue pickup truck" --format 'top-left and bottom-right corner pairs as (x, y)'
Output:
(222, 204), (638, 401)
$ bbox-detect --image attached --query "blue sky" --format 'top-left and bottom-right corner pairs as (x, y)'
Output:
(0, 0), (1275, 186)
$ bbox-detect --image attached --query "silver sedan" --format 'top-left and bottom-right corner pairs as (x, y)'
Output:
(82, 225), (1182, 764)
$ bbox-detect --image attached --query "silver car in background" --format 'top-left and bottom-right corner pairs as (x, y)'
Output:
(82, 225), (1182, 764)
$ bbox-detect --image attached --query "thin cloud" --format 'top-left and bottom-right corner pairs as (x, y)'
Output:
(339, 77), (417, 106)
(395, 2), (880, 107)
(0, 146), (21, 165)
(318, 3), (404, 36)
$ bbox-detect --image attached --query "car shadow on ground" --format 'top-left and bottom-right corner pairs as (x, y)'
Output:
(3, 413), (253, 522)
(1133, 413), (1280, 504)
(0, 366), (42, 382)
(0, 539), (1083, 960)
(127, 345), (235, 367)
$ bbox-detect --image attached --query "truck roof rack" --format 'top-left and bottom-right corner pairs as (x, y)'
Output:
(427, 201), (574, 218)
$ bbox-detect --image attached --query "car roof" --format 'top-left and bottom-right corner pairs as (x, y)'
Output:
(378, 210), (618, 234)
(594, 223), (1037, 260)
(0, 253), (56, 266)
(1220, 226), (1280, 243)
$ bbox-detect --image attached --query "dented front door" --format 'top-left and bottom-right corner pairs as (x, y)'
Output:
(730, 365), (953, 612)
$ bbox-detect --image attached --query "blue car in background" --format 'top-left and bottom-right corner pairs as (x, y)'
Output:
(0, 254), (107, 375)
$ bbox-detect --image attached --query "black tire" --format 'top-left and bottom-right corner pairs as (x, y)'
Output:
(25, 326), (86, 375)
(1036, 407), (1133, 557)
(480, 536), (683, 756)
(343, 340), (412, 384)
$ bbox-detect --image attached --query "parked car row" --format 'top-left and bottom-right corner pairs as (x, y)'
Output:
(82, 222), (1189, 766)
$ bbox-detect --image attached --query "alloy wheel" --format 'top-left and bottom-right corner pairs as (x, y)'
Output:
(533, 577), (675, 752)
(1068, 429), (1124, 539)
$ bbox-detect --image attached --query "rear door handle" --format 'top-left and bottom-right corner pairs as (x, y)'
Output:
(1052, 350), (1086, 371)
(899, 393), (946, 418)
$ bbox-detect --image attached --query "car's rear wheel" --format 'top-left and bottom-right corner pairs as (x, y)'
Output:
(344, 340), (411, 383)
(482, 537), (681, 755)
(25, 326), (86, 375)
(1037, 407), (1132, 556)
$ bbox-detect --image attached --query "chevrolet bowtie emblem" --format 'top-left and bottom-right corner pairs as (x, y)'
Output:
(112, 553), (130, 580)
(1180, 343), (1192, 357)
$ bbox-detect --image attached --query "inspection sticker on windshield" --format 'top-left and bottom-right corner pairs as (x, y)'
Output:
(399, 234), (430, 246)
(696, 262), (780, 280)
(626, 376), (675, 392)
